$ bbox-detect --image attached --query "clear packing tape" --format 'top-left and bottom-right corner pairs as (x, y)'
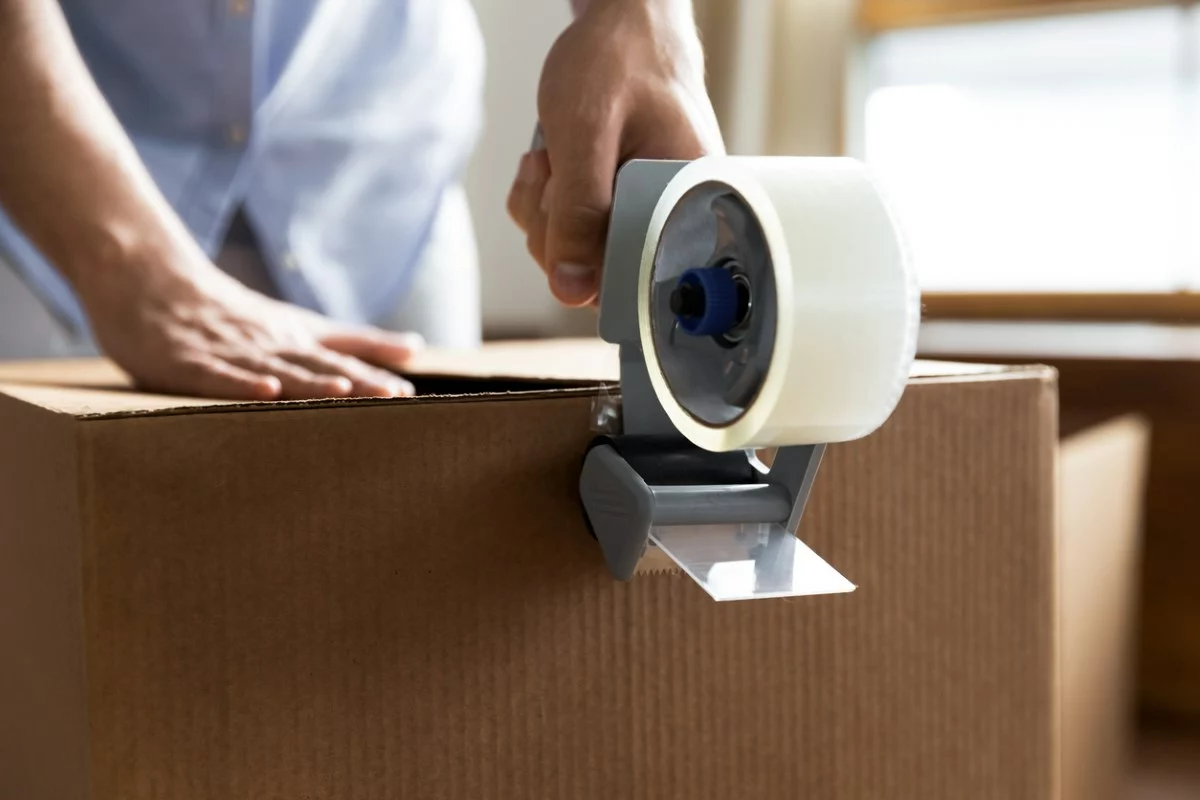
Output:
(639, 156), (919, 451)
(590, 382), (623, 436)
(587, 156), (918, 600)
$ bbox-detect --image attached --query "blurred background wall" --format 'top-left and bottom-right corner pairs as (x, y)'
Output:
(464, 0), (576, 339)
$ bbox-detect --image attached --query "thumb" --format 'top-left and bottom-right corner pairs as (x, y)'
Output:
(542, 128), (619, 307)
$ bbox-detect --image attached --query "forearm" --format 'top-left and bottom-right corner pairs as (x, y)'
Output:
(0, 0), (201, 290)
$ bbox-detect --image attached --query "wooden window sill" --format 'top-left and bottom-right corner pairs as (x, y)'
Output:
(921, 293), (1200, 325)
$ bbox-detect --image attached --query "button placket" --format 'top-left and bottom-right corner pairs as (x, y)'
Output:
(218, 0), (255, 148)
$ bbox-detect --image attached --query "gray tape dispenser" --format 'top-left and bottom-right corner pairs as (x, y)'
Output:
(534, 130), (919, 601)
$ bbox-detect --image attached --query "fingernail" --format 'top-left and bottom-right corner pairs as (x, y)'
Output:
(396, 333), (425, 351)
(517, 154), (535, 186)
(258, 376), (283, 399)
(330, 376), (354, 396)
(390, 378), (415, 397)
(551, 262), (597, 305)
(382, 332), (424, 352)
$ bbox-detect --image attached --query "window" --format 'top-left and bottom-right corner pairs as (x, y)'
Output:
(859, 7), (1200, 294)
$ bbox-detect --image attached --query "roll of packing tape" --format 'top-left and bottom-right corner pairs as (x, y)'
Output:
(637, 156), (918, 451)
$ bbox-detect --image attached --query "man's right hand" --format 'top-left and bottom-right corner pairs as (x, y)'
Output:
(75, 251), (423, 400)
(507, 0), (723, 307)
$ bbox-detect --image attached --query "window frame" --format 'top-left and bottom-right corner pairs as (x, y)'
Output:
(853, 0), (1197, 322)
(859, 0), (1175, 32)
(921, 292), (1200, 322)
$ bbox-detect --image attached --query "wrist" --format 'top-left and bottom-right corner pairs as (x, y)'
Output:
(579, 0), (694, 15)
(63, 211), (210, 302)
(579, 0), (704, 76)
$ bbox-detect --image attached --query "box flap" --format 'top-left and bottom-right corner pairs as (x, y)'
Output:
(0, 338), (1042, 419)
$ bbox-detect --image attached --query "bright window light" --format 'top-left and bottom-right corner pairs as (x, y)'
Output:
(862, 7), (1200, 292)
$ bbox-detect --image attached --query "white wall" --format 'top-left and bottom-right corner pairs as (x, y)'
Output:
(465, 0), (592, 338)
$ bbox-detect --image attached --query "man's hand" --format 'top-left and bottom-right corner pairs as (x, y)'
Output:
(75, 247), (422, 400)
(507, 0), (724, 306)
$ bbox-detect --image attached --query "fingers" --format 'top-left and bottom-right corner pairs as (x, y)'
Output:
(224, 354), (354, 399)
(279, 349), (413, 398)
(174, 355), (283, 401)
(542, 129), (618, 307)
(165, 345), (414, 403)
(320, 327), (424, 370)
(505, 150), (552, 269)
(509, 117), (616, 306)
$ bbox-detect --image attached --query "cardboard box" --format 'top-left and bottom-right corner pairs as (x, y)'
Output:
(919, 321), (1195, 722)
(1059, 413), (1149, 800)
(0, 340), (1145, 799)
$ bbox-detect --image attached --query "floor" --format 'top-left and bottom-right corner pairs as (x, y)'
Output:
(1127, 725), (1200, 800)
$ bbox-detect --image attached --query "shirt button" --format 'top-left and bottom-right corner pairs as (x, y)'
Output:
(229, 0), (251, 15)
(226, 124), (248, 145)
(280, 252), (300, 271)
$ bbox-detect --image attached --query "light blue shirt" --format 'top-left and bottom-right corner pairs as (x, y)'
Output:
(0, 0), (485, 333)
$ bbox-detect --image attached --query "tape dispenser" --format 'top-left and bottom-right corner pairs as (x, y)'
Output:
(535, 131), (920, 601)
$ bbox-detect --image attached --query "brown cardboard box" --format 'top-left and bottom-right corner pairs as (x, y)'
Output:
(919, 321), (1196, 722)
(0, 340), (1144, 800)
(1060, 414), (1149, 800)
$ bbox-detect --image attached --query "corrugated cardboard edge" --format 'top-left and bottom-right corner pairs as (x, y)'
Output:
(0, 382), (610, 420)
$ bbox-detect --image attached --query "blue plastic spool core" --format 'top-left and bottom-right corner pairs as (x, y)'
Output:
(671, 266), (740, 336)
